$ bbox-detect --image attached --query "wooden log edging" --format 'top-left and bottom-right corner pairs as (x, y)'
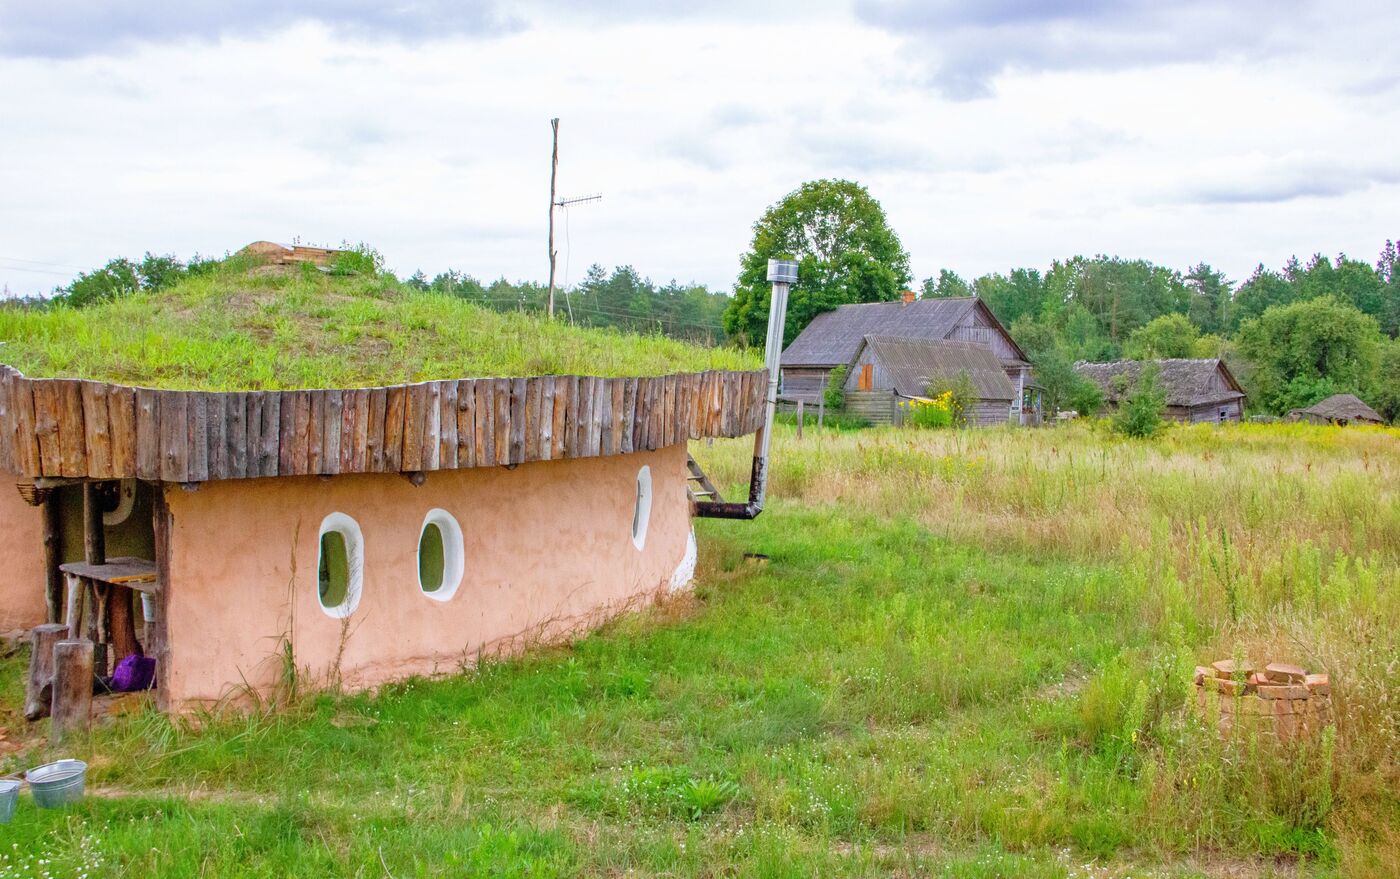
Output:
(0, 366), (769, 483)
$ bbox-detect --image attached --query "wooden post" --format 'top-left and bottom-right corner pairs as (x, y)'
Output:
(796, 400), (804, 439)
(42, 494), (63, 623)
(23, 623), (68, 720)
(51, 639), (94, 743)
(547, 117), (560, 319)
(82, 481), (105, 565)
(108, 586), (140, 661)
(818, 398), (825, 430)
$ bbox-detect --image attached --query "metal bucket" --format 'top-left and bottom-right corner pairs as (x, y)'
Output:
(0, 779), (19, 823)
(26, 760), (87, 809)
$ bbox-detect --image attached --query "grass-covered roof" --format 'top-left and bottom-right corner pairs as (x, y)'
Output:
(0, 260), (758, 391)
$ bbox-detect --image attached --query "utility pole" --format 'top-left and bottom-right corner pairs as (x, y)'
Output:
(546, 118), (600, 319)
(548, 118), (560, 319)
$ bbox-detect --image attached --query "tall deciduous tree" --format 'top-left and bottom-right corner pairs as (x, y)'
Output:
(1124, 313), (1199, 359)
(723, 179), (911, 347)
(1236, 296), (1383, 414)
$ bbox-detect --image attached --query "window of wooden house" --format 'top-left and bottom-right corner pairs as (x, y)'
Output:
(316, 513), (363, 618)
(418, 508), (465, 601)
(632, 465), (653, 550)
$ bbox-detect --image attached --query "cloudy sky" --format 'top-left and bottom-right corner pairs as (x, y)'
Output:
(1, 1), (1396, 296)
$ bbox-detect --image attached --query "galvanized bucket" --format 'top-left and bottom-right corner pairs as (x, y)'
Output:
(26, 760), (87, 809)
(0, 779), (19, 823)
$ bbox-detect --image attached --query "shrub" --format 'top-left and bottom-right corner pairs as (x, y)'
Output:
(927, 371), (978, 426)
(823, 365), (847, 411)
(1113, 365), (1167, 438)
(904, 391), (954, 428)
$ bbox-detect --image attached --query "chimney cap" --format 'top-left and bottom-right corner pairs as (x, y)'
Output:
(900, 289), (917, 304)
(767, 259), (799, 284)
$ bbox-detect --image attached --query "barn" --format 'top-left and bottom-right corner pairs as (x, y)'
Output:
(780, 293), (1040, 425)
(1288, 394), (1386, 426)
(840, 336), (1017, 427)
(1074, 358), (1246, 423)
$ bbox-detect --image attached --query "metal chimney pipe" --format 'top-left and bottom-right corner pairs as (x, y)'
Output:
(694, 258), (796, 520)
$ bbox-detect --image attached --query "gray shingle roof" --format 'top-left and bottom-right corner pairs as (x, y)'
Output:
(1290, 393), (1385, 424)
(860, 336), (1016, 401)
(782, 297), (981, 367)
(1074, 359), (1245, 408)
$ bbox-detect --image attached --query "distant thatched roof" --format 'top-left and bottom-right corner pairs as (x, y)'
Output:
(857, 336), (1016, 401)
(782, 297), (1028, 367)
(1074, 359), (1244, 408)
(1289, 393), (1385, 425)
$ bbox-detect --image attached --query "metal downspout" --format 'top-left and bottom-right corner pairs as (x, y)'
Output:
(694, 259), (795, 520)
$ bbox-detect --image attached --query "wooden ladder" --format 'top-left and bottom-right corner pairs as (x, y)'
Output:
(686, 454), (723, 504)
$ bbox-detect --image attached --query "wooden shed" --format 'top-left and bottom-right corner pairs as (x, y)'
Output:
(842, 336), (1017, 427)
(1074, 358), (1246, 423)
(1288, 394), (1386, 426)
(780, 295), (1041, 425)
(0, 365), (766, 712)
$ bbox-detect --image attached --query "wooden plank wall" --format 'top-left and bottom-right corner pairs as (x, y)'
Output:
(0, 368), (769, 483)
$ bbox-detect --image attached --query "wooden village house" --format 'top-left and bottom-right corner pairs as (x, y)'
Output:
(0, 367), (769, 714)
(1074, 358), (1246, 423)
(1288, 393), (1386, 426)
(779, 293), (1041, 426)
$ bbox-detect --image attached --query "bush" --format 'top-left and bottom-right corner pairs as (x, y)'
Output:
(903, 391), (954, 428)
(1113, 365), (1167, 438)
(823, 365), (847, 411)
(927, 371), (977, 427)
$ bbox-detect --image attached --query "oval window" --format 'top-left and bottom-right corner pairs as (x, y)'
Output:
(418, 508), (465, 601)
(316, 513), (364, 618)
(631, 465), (652, 551)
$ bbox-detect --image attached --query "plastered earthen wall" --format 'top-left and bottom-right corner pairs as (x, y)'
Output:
(0, 488), (48, 631)
(160, 444), (693, 709)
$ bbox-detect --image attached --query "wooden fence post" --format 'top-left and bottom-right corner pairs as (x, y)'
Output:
(51, 639), (94, 743)
(23, 623), (68, 720)
(796, 400), (804, 439)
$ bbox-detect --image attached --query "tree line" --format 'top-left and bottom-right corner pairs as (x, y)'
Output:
(5, 252), (737, 346)
(723, 179), (1398, 423)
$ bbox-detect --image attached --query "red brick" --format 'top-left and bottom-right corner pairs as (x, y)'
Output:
(1265, 662), (1306, 683)
(1256, 684), (1310, 700)
(1304, 673), (1330, 696)
(1202, 676), (1250, 696)
(1212, 659), (1254, 680)
(1194, 666), (1212, 685)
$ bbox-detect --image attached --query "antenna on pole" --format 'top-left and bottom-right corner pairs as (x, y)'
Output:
(546, 118), (600, 319)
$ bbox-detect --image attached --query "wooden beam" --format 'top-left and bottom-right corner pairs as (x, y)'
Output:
(42, 494), (62, 623)
(82, 481), (105, 566)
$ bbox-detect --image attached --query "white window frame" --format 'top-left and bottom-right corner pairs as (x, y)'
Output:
(316, 512), (364, 619)
(417, 508), (466, 602)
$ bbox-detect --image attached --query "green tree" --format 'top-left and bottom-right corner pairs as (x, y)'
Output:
(137, 252), (186, 292)
(923, 269), (971, 299)
(723, 179), (911, 347)
(1236, 296), (1382, 414)
(1124, 313), (1199, 359)
(1032, 348), (1104, 417)
(1112, 365), (1166, 438)
(1374, 339), (1400, 423)
(1185, 263), (1232, 335)
(65, 258), (141, 307)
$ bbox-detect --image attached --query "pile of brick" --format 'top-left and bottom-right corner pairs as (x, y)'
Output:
(1193, 660), (1331, 740)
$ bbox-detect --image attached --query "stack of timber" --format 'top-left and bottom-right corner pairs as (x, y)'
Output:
(0, 366), (769, 483)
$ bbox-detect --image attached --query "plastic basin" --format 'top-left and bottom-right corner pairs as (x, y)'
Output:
(26, 760), (87, 809)
(0, 779), (18, 823)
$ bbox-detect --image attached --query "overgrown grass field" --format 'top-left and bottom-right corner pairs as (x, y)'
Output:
(0, 261), (759, 389)
(1, 421), (1396, 877)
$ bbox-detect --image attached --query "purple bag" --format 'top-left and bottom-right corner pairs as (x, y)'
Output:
(111, 654), (156, 692)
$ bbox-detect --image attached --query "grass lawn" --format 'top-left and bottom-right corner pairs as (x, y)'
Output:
(0, 260), (758, 390)
(1, 421), (1396, 877)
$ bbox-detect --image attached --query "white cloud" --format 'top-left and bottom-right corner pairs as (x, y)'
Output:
(0, 3), (1397, 299)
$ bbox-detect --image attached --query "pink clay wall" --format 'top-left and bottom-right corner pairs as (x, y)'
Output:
(160, 444), (692, 709)
(0, 488), (48, 631)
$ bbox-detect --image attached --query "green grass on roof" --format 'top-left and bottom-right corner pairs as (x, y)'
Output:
(0, 263), (759, 391)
